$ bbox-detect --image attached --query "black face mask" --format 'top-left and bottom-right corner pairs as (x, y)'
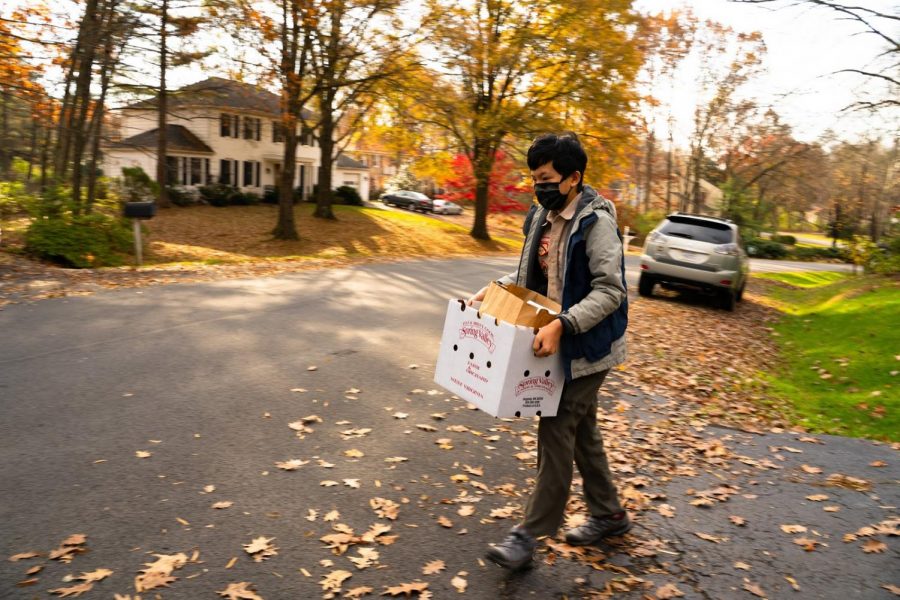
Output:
(534, 176), (575, 211)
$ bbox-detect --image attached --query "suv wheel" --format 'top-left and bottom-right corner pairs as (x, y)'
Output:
(719, 288), (736, 311)
(638, 273), (655, 297)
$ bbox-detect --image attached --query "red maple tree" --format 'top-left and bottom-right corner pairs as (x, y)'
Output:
(437, 151), (531, 213)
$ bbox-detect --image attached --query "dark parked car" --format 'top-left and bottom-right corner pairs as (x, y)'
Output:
(381, 190), (433, 212)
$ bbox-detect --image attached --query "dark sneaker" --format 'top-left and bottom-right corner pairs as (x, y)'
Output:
(564, 513), (632, 546)
(486, 526), (537, 571)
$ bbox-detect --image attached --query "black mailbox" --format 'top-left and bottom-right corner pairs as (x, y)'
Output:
(124, 201), (156, 219)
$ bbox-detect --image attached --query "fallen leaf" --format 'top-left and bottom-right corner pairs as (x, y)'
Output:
(800, 464), (822, 474)
(217, 581), (264, 600)
(785, 576), (801, 591)
(694, 532), (726, 543)
(276, 459), (308, 471)
(370, 498), (400, 520)
(416, 424), (437, 432)
(729, 515), (747, 526)
(869, 460), (887, 467)
(382, 581), (429, 596)
(307, 365), (317, 371)
(345, 586), (374, 598)
(320, 569), (352, 593)
(78, 568), (113, 582)
(793, 537), (822, 551)
(422, 560), (445, 575)
(135, 451), (151, 458)
(344, 449), (365, 458)
(743, 579), (766, 598)
(62, 534), (87, 546)
(656, 583), (685, 599)
(343, 479), (361, 489)
(213, 501), (234, 509)
(437, 516), (453, 528)
(243, 537), (278, 562)
(451, 575), (467, 593)
(49, 582), (93, 597)
(321, 480), (339, 487)
(780, 524), (807, 534)
(657, 504), (676, 518)
(882, 584), (900, 596)
(457, 505), (475, 517)
(324, 510), (340, 522)
(204, 484), (216, 493)
(733, 561), (751, 571)
(8, 552), (40, 561)
(824, 506), (841, 512)
(806, 494), (829, 502)
(862, 539), (887, 553)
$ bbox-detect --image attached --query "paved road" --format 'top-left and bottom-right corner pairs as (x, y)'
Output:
(2, 257), (894, 599)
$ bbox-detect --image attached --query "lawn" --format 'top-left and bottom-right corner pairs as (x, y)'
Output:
(753, 271), (899, 441)
(1, 204), (524, 267)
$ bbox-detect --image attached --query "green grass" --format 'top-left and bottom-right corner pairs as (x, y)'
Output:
(754, 272), (900, 441)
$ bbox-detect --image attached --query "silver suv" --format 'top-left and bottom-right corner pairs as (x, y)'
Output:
(638, 213), (749, 310)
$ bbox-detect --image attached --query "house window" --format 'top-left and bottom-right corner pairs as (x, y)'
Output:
(165, 156), (179, 185)
(243, 161), (254, 186)
(190, 157), (202, 185)
(273, 121), (283, 143)
(300, 127), (313, 146)
(220, 113), (230, 137)
(219, 159), (231, 185)
(243, 117), (260, 140)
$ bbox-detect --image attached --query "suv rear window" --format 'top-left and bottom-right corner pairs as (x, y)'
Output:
(659, 216), (733, 244)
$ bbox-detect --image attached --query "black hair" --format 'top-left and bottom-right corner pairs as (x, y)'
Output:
(527, 132), (587, 191)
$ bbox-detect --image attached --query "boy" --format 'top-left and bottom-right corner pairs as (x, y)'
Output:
(468, 132), (630, 570)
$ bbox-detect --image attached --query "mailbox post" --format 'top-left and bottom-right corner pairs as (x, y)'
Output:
(123, 201), (157, 266)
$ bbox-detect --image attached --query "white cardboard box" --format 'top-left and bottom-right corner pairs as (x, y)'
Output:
(433, 299), (565, 418)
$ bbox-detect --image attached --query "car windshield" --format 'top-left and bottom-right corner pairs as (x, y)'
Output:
(659, 217), (733, 244)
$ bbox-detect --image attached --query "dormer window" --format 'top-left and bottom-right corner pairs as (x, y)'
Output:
(220, 113), (231, 137)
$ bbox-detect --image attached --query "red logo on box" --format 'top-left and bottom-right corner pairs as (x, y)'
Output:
(459, 321), (495, 352)
(515, 376), (556, 397)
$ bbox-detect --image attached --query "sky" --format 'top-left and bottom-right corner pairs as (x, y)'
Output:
(633, 0), (898, 145)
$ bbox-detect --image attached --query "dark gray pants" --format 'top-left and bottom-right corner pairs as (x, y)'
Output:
(522, 369), (624, 537)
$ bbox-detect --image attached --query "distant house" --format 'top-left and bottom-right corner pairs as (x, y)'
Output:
(103, 77), (370, 201)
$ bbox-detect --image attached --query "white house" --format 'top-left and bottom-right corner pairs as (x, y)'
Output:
(103, 77), (370, 201)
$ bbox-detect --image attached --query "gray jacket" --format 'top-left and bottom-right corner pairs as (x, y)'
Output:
(498, 185), (627, 378)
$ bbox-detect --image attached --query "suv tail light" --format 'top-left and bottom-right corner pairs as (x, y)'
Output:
(714, 243), (739, 256)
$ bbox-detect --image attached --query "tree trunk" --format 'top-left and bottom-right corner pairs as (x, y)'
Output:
(156, 0), (170, 208)
(27, 117), (38, 183)
(470, 139), (493, 241)
(643, 130), (654, 213)
(665, 124), (673, 214)
(0, 86), (9, 179)
(69, 0), (103, 213)
(314, 107), (336, 220)
(86, 21), (116, 212)
(40, 124), (51, 192)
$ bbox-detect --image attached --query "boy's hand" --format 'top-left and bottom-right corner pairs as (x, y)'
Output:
(467, 285), (489, 306)
(533, 318), (563, 357)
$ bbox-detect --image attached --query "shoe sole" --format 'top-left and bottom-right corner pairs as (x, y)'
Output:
(485, 552), (535, 572)
(564, 521), (633, 546)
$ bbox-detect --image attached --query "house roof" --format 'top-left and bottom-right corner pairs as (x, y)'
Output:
(109, 124), (214, 154)
(335, 154), (368, 169)
(124, 77), (314, 119)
